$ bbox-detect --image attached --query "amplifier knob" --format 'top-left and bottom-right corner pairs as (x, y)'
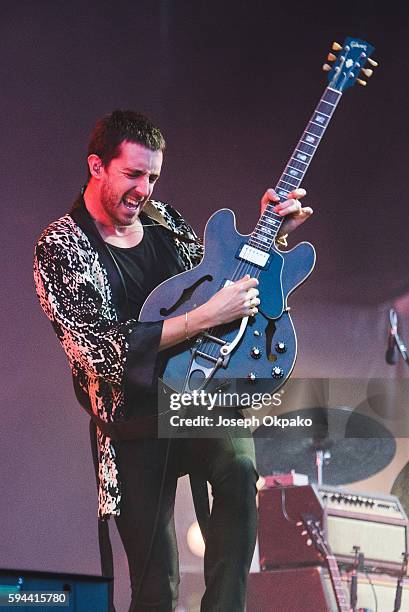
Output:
(275, 341), (287, 353)
(272, 366), (284, 379)
(251, 347), (262, 359)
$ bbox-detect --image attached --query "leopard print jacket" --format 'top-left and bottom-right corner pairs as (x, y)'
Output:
(34, 198), (203, 518)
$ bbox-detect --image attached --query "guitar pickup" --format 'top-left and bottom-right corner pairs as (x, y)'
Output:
(236, 244), (271, 269)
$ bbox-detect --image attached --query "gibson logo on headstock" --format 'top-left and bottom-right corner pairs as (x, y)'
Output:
(351, 41), (367, 50)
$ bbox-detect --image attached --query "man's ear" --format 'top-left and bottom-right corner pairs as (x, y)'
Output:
(87, 154), (104, 179)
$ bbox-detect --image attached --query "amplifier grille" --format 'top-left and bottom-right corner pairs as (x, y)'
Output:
(327, 515), (407, 565)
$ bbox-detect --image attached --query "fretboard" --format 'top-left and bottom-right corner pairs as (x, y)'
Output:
(327, 554), (349, 612)
(248, 87), (342, 252)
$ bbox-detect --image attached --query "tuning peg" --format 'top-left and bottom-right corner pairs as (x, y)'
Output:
(357, 78), (367, 86)
(322, 63), (331, 72)
(361, 68), (373, 78)
(327, 53), (337, 62)
(332, 42), (342, 51)
(367, 58), (378, 67)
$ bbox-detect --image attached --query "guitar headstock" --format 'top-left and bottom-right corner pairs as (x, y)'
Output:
(322, 36), (377, 92)
(297, 514), (330, 560)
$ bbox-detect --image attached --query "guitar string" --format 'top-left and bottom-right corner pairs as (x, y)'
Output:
(197, 234), (273, 363)
(198, 203), (284, 363)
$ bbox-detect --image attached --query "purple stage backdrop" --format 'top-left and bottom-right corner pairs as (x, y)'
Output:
(1, 2), (408, 610)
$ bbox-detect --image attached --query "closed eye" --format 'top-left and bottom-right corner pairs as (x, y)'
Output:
(125, 172), (159, 183)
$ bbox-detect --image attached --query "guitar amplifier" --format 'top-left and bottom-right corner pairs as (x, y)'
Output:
(246, 568), (409, 612)
(320, 485), (408, 574)
(246, 567), (337, 612)
(258, 484), (409, 575)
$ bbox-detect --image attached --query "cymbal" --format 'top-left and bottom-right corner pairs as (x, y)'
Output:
(254, 406), (396, 484)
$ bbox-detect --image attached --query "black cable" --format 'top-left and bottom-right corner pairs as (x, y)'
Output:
(280, 486), (293, 522)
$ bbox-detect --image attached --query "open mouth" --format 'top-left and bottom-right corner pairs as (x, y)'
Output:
(122, 196), (141, 212)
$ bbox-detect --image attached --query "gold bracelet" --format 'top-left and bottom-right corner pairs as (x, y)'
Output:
(185, 312), (190, 340)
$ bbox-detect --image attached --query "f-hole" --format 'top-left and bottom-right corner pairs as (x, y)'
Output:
(160, 275), (213, 316)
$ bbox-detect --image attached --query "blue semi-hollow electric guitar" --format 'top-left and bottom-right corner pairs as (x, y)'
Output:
(140, 37), (376, 397)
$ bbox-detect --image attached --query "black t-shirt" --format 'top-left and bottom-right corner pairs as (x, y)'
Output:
(107, 213), (186, 417)
(107, 212), (185, 319)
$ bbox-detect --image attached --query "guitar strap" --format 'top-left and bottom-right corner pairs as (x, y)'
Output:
(143, 200), (199, 243)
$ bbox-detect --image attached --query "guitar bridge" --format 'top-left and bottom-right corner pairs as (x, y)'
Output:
(194, 350), (220, 364)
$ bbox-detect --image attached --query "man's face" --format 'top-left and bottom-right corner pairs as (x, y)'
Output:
(99, 141), (163, 226)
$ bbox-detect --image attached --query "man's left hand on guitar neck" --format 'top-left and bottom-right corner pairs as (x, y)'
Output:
(260, 187), (313, 243)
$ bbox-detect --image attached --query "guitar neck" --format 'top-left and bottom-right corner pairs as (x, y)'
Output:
(327, 554), (350, 612)
(250, 86), (342, 250)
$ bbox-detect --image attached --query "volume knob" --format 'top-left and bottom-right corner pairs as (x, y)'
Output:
(275, 341), (287, 353)
(251, 346), (262, 359)
(272, 366), (284, 379)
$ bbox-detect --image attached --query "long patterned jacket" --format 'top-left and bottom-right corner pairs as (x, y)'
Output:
(34, 195), (203, 517)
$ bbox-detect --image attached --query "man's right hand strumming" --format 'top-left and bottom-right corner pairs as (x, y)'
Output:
(159, 275), (260, 351)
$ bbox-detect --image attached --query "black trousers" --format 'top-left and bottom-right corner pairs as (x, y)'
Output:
(113, 429), (258, 612)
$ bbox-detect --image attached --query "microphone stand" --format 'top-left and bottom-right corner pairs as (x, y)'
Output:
(350, 546), (360, 612)
(350, 548), (365, 612)
(393, 552), (408, 612)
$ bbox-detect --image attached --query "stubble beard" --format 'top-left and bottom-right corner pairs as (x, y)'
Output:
(100, 180), (135, 227)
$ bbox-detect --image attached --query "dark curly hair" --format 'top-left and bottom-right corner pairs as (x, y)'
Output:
(87, 109), (166, 174)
